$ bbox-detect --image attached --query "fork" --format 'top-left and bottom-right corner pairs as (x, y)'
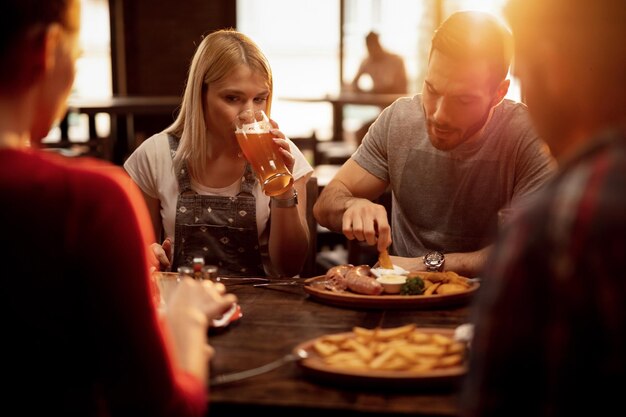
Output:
(215, 277), (270, 284)
(253, 280), (301, 287)
(210, 348), (309, 386)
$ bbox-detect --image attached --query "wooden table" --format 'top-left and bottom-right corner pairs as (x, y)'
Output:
(207, 282), (471, 416)
(281, 92), (407, 142)
(61, 95), (181, 164)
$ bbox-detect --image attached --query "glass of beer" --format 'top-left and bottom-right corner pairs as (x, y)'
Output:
(234, 110), (294, 196)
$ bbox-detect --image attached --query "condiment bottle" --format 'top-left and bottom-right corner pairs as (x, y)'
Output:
(202, 265), (219, 281)
(192, 257), (205, 280)
(177, 266), (193, 280)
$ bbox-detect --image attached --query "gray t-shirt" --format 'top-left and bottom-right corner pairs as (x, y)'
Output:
(352, 95), (555, 257)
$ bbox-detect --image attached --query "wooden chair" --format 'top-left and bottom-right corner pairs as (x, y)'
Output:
(300, 175), (319, 277)
(290, 132), (320, 166)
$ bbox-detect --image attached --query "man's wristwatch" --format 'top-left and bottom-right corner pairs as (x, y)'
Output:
(270, 189), (298, 208)
(423, 251), (445, 272)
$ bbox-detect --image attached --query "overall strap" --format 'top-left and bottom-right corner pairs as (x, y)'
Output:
(167, 134), (193, 194)
(239, 162), (257, 196)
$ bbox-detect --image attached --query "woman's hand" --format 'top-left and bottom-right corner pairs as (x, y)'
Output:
(150, 237), (172, 270)
(164, 278), (238, 383)
(270, 129), (296, 172)
(269, 119), (295, 173)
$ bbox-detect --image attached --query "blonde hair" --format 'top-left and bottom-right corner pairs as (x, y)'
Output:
(166, 28), (273, 176)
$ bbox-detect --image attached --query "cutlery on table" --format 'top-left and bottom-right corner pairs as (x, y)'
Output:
(215, 277), (270, 284)
(210, 348), (309, 386)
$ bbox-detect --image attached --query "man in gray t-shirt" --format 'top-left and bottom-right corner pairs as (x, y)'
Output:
(314, 11), (555, 277)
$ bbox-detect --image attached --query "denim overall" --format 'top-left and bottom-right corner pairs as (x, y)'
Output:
(168, 135), (265, 276)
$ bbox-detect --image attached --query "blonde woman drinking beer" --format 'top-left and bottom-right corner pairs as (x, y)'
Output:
(124, 29), (313, 277)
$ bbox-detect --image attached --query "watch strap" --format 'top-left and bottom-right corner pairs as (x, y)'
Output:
(271, 189), (298, 208)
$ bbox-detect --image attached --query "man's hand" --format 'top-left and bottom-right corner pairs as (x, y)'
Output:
(342, 198), (391, 252)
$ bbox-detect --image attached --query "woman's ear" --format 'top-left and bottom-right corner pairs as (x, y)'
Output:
(21, 24), (62, 87)
(42, 24), (63, 74)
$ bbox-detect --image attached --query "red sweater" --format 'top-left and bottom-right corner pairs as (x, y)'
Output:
(0, 148), (207, 416)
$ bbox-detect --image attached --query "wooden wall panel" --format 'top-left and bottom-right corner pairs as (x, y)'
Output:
(108, 0), (236, 162)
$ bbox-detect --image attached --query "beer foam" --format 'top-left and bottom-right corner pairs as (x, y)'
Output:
(236, 120), (267, 134)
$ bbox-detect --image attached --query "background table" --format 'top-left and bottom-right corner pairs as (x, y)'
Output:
(281, 92), (407, 142)
(207, 281), (472, 416)
(56, 96), (181, 164)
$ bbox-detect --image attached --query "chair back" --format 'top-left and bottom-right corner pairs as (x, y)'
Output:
(301, 176), (318, 277)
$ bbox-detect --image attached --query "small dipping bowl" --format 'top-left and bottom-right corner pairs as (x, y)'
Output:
(375, 274), (407, 294)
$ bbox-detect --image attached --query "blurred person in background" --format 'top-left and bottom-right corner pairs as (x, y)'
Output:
(461, 0), (626, 415)
(0, 0), (235, 415)
(124, 29), (313, 278)
(350, 31), (408, 95)
(315, 11), (555, 277)
(348, 31), (409, 144)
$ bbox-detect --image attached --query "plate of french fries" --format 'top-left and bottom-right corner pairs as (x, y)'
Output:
(295, 324), (467, 387)
(303, 270), (479, 309)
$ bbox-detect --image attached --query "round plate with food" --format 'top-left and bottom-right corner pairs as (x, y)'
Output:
(303, 265), (480, 309)
(295, 325), (467, 388)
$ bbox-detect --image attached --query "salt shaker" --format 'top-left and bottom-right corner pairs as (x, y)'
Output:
(202, 264), (219, 281)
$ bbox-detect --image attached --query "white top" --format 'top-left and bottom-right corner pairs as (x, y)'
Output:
(124, 132), (313, 243)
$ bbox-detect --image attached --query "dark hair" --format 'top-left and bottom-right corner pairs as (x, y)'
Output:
(0, 0), (74, 90)
(430, 11), (513, 86)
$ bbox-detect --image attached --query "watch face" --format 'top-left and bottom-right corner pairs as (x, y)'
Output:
(424, 251), (444, 270)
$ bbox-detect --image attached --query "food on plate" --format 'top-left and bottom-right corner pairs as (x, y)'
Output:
(370, 264), (409, 278)
(405, 271), (471, 296)
(375, 274), (407, 294)
(400, 276), (425, 295)
(437, 283), (469, 295)
(378, 249), (394, 269)
(324, 264), (383, 295)
(345, 265), (384, 295)
(324, 264), (353, 291)
(312, 324), (466, 372)
(322, 265), (473, 297)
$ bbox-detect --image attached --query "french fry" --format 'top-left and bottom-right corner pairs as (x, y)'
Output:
(378, 249), (394, 269)
(424, 282), (441, 295)
(430, 333), (454, 346)
(411, 344), (447, 356)
(369, 347), (397, 369)
(446, 271), (471, 288)
(437, 354), (463, 368)
(313, 340), (339, 357)
(410, 362), (437, 373)
(436, 283), (467, 295)
(353, 326), (375, 338)
(380, 356), (411, 371)
(343, 339), (374, 362)
(375, 323), (416, 340)
(409, 331), (432, 344)
(447, 342), (466, 355)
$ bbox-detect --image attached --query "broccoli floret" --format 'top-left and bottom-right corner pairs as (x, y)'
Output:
(400, 276), (425, 295)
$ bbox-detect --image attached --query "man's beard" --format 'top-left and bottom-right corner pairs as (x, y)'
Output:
(424, 105), (492, 151)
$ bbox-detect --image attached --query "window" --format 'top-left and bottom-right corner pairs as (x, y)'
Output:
(45, 0), (112, 143)
(237, 0), (521, 145)
(237, 0), (340, 140)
